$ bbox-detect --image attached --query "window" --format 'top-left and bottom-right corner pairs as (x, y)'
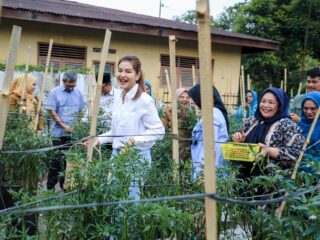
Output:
(160, 55), (200, 89)
(92, 62), (115, 76)
(38, 43), (87, 70)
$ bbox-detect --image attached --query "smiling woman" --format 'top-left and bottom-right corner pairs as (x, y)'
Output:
(232, 87), (305, 178)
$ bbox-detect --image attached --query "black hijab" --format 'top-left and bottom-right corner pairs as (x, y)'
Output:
(188, 83), (229, 131)
(245, 87), (290, 143)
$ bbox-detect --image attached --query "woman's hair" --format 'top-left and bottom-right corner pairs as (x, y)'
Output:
(118, 56), (145, 100)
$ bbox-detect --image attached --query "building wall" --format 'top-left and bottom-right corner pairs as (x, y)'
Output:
(0, 18), (241, 101)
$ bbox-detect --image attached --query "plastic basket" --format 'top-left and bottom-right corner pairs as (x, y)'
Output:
(222, 143), (260, 162)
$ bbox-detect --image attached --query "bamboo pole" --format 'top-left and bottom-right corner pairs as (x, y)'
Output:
(169, 35), (179, 175)
(246, 74), (250, 91)
(192, 65), (199, 116)
(164, 69), (171, 95)
(297, 82), (302, 95)
(0, 26), (22, 150)
(154, 62), (161, 110)
(34, 39), (53, 130)
(48, 63), (54, 92)
(196, 0), (217, 239)
(280, 80), (284, 90)
(21, 46), (31, 103)
(86, 29), (112, 163)
(290, 88), (293, 98)
(284, 68), (287, 92)
(241, 65), (246, 120)
(277, 107), (320, 218)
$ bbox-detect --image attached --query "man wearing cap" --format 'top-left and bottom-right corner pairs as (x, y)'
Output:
(290, 67), (320, 122)
(99, 73), (120, 131)
(46, 70), (85, 190)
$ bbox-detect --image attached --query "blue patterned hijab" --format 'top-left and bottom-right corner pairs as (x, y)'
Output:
(245, 87), (290, 143)
(298, 92), (320, 143)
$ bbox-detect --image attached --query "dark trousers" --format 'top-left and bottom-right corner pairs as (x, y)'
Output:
(47, 137), (72, 190)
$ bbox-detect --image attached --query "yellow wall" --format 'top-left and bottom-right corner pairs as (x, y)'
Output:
(0, 19), (241, 100)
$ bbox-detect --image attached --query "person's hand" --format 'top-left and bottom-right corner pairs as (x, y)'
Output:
(245, 102), (251, 110)
(290, 113), (301, 123)
(120, 138), (135, 153)
(232, 132), (245, 142)
(258, 143), (269, 156)
(83, 138), (100, 148)
(62, 124), (73, 133)
(127, 138), (135, 146)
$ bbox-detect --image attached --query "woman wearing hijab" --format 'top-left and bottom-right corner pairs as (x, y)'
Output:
(8, 73), (44, 130)
(298, 92), (320, 173)
(144, 80), (156, 104)
(232, 87), (304, 178)
(161, 88), (193, 160)
(188, 84), (229, 179)
(236, 90), (258, 118)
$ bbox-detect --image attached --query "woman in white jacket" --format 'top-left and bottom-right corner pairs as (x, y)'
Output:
(88, 56), (164, 198)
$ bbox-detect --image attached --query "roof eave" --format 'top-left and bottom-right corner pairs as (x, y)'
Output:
(1, 8), (279, 52)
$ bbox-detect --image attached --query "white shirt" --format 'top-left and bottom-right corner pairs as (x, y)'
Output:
(99, 87), (121, 129)
(98, 84), (165, 150)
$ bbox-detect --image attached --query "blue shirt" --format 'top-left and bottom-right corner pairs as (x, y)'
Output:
(191, 108), (229, 180)
(46, 85), (85, 137)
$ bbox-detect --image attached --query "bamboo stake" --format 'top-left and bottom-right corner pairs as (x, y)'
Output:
(284, 68), (287, 92)
(86, 29), (112, 163)
(21, 46), (31, 104)
(164, 69), (171, 95)
(290, 88), (293, 98)
(48, 63), (54, 91)
(297, 82), (302, 95)
(241, 65), (246, 121)
(192, 65), (199, 116)
(246, 74), (250, 91)
(269, 82), (272, 88)
(34, 39), (53, 130)
(0, 26), (22, 150)
(154, 62), (161, 110)
(169, 35), (179, 176)
(196, 1), (217, 239)
(277, 107), (320, 218)
(280, 80), (284, 90)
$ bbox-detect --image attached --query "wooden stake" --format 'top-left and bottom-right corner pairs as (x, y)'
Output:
(277, 107), (320, 218)
(196, 0), (217, 239)
(290, 88), (293, 98)
(0, 26), (22, 150)
(280, 80), (284, 90)
(48, 63), (54, 91)
(284, 68), (287, 92)
(297, 82), (302, 95)
(154, 62), (161, 110)
(247, 74), (250, 91)
(164, 69), (171, 95)
(169, 35), (179, 175)
(21, 46), (31, 103)
(192, 65), (199, 116)
(241, 65), (246, 121)
(87, 29), (112, 163)
(34, 39), (53, 130)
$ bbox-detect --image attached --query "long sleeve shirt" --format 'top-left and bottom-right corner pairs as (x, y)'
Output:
(98, 84), (164, 150)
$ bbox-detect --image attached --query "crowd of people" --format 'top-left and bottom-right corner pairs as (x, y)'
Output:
(5, 57), (320, 200)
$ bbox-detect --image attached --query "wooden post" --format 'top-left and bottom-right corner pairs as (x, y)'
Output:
(0, 26), (22, 150)
(48, 63), (54, 92)
(21, 46), (31, 103)
(192, 65), (199, 116)
(246, 74), (250, 91)
(169, 35), (179, 174)
(284, 68), (287, 92)
(277, 107), (320, 218)
(34, 39), (53, 130)
(154, 62), (161, 110)
(297, 82), (302, 95)
(196, 1), (217, 239)
(241, 65), (246, 120)
(164, 69), (171, 95)
(86, 29), (112, 163)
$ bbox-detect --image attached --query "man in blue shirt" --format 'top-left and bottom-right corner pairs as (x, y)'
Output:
(46, 70), (85, 190)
